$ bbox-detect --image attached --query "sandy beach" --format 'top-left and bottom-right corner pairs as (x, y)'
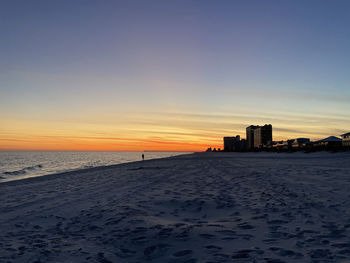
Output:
(1, 152), (350, 263)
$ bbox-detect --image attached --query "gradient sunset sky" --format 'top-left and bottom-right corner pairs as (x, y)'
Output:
(1, 0), (350, 151)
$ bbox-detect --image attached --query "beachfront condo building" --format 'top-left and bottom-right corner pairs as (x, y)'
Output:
(341, 132), (350, 147)
(246, 125), (259, 150)
(254, 124), (273, 148)
(246, 124), (273, 149)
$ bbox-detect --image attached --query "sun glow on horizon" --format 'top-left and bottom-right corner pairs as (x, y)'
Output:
(1, 108), (349, 151)
(1, 1), (350, 151)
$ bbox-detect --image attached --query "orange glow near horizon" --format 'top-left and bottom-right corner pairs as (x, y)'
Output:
(2, 1), (350, 152)
(0, 136), (221, 152)
(1, 110), (349, 152)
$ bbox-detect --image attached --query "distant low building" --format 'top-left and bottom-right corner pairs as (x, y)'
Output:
(290, 138), (310, 148)
(240, 139), (247, 151)
(272, 140), (289, 150)
(314, 136), (342, 148)
(223, 135), (241, 152)
(264, 141), (277, 148)
(223, 137), (235, 152)
(341, 132), (350, 147)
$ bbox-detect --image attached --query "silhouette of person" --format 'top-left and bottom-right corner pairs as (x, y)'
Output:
(142, 154), (144, 161)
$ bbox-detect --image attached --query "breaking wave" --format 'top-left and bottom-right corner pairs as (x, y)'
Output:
(3, 164), (43, 176)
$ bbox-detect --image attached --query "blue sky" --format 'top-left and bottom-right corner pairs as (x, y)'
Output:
(1, 0), (350, 150)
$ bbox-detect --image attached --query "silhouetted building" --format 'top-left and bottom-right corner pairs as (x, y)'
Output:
(223, 135), (241, 152)
(264, 141), (277, 149)
(341, 132), (350, 147)
(240, 139), (247, 151)
(314, 136), (342, 148)
(253, 124), (272, 148)
(273, 140), (289, 150)
(290, 138), (310, 148)
(246, 125), (259, 150)
(223, 137), (234, 152)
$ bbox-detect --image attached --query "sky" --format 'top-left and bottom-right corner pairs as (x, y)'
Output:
(1, 0), (350, 151)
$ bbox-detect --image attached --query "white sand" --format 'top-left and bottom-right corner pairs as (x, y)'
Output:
(1, 152), (350, 263)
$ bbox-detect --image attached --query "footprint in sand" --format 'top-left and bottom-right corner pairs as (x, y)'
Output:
(173, 249), (193, 257)
(231, 249), (253, 259)
(268, 247), (303, 259)
(199, 233), (216, 239)
(263, 258), (286, 263)
(204, 245), (222, 252)
(309, 248), (333, 259)
(143, 243), (172, 260)
(237, 222), (254, 230)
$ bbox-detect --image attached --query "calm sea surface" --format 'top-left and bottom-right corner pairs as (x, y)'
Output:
(0, 151), (189, 182)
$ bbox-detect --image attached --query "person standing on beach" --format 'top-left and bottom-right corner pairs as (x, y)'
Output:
(142, 154), (144, 161)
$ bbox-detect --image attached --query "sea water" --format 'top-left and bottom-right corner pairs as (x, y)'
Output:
(0, 151), (188, 182)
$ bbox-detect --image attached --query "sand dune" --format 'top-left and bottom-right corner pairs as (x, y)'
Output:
(1, 152), (350, 262)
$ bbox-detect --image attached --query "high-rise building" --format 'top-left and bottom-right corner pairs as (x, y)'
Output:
(246, 125), (259, 150)
(253, 124), (272, 148)
(246, 124), (272, 149)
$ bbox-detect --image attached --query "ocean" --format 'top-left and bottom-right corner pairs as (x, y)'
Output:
(0, 151), (188, 182)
